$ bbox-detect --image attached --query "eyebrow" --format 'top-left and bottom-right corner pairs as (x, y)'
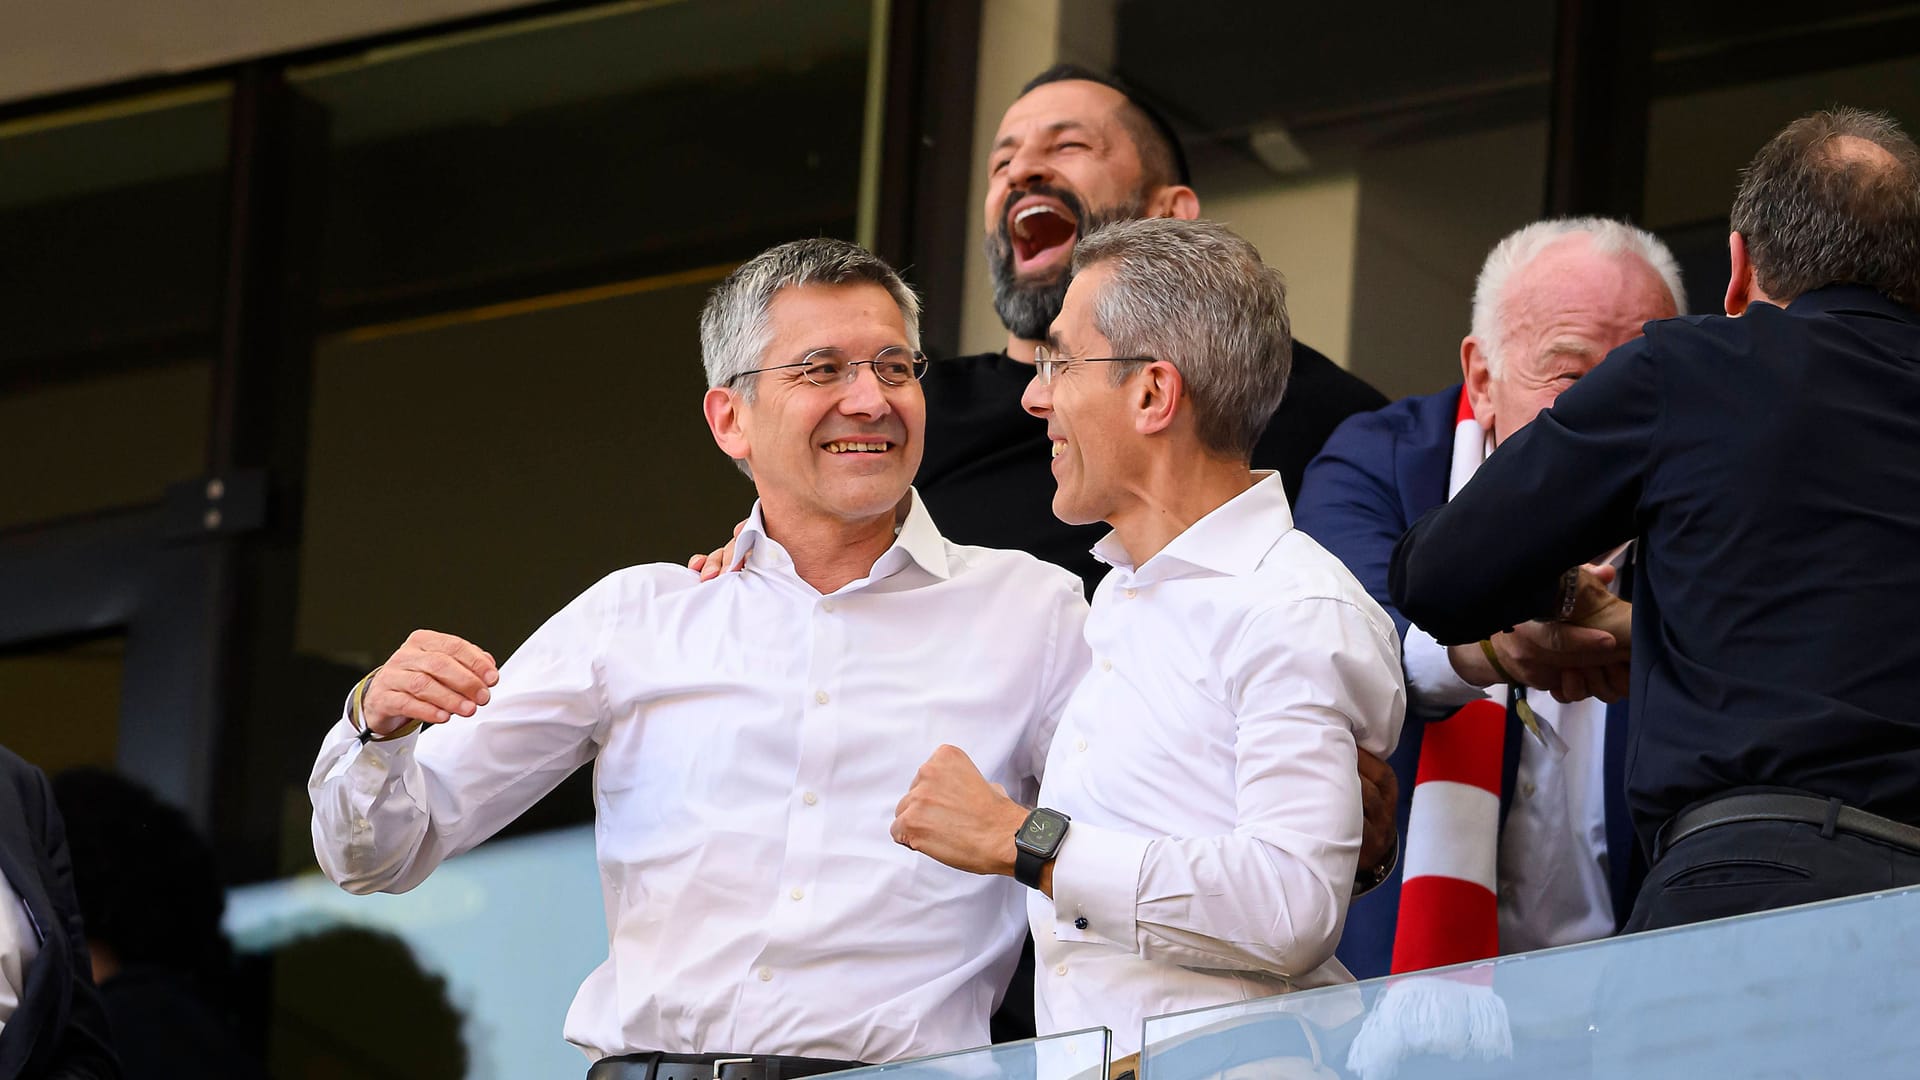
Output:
(1543, 340), (1602, 359)
(992, 120), (1098, 156)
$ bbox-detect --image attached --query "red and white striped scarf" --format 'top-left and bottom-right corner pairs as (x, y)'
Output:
(1345, 389), (1517, 1077)
(1389, 389), (1506, 974)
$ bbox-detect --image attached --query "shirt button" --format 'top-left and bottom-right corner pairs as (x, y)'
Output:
(1075, 738), (1088, 752)
(1521, 781), (1537, 798)
(1055, 964), (1069, 976)
(1074, 917), (1089, 930)
(803, 791), (819, 806)
(758, 966), (773, 982)
(1124, 587), (1137, 599)
(1100, 659), (1113, 672)
(353, 817), (369, 830)
(790, 888), (805, 901)
(822, 600), (835, 613)
(814, 690), (830, 705)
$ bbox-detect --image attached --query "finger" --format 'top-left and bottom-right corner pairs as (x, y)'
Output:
(732, 518), (748, 539)
(687, 553), (707, 571)
(699, 558), (723, 583)
(365, 689), (453, 729)
(1557, 666), (1591, 704)
(1374, 761), (1401, 807)
(390, 666), (482, 718)
(1597, 663), (1631, 702)
(413, 631), (499, 685)
(1547, 624), (1619, 656)
(417, 651), (492, 706)
(1585, 562), (1617, 585)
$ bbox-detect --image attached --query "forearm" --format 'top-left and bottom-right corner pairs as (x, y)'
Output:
(1401, 623), (1496, 708)
(308, 714), (440, 894)
(1047, 823), (1350, 977)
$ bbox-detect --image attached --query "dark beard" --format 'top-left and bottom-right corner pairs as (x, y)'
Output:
(985, 183), (1147, 342)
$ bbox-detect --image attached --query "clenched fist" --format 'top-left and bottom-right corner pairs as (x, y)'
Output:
(363, 629), (500, 736)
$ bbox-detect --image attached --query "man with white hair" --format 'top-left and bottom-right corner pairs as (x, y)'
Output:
(1295, 217), (1684, 978)
(1394, 108), (1920, 932)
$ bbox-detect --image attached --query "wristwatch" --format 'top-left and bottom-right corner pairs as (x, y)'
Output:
(1013, 807), (1071, 889)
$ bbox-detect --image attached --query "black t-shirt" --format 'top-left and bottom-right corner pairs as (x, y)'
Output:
(917, 341), (1390, 594)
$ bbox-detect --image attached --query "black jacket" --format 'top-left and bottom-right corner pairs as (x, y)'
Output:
(0, 747), (118, 1079)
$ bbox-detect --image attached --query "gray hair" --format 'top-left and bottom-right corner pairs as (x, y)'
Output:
(700, 238), (922, 401)
(1471, 217), (1687, 378)
(1071, 218), (1290, 459)
(1730, 107), (1920, 307)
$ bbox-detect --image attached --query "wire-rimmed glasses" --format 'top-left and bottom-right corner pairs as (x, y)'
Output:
(1032, 344), (1155, 384)
(727, 346), (928, 388)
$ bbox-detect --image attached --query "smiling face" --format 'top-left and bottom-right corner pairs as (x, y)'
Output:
(1466, 236), (1679, 446)
(1019, 262), (1142, 526)
(713, 282), (924, 526)
(983, 80), (1157, 341)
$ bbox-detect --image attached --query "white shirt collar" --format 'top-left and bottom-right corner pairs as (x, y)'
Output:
(1090, 471), (1294, 583)
(727, 487), (952, 584)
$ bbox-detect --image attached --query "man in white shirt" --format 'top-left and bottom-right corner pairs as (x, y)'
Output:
(890, 218), (1406, 1061)
(308, 239), (1089, 1076)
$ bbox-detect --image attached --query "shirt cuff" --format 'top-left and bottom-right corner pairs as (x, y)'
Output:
(1046, 821), (1151, 950)
(1402, 623), (1490, 711)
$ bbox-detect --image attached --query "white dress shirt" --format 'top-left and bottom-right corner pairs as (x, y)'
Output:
(1398, 584), (1617, 953)
(1030, 474), (1405, 1056)
(0, 873), (37, 1030)
(310, 492), (1089, 1064)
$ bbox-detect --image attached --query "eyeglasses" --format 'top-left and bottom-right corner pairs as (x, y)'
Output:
(1032, 344), (1156, 385)
(728, 346), (928, 388)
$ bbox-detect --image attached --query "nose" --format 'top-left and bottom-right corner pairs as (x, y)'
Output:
(838, 363), (894, 419)
(1020, 370), (1051, 418)
(1007, 141), (1055, 192)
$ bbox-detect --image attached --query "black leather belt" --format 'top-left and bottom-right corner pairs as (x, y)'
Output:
(1657, 791), (1920, 861)
(585, 1052), (867, 1080)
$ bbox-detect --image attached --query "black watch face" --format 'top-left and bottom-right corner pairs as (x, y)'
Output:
(1019, 810), (1069, 854)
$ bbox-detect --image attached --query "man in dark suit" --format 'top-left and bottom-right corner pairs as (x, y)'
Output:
(1392, 107), (1920, 932)
(0, 745), (118, 1079)
(1298, 217), (1683, 978)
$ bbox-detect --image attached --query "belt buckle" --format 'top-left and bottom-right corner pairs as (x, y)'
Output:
(709, 1057), (755, 1080)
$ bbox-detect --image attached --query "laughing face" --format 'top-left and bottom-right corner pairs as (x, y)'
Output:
(715, 282), (924, 527)
(984, 80), (1154, 341)
(1019, 262), (1141, 527)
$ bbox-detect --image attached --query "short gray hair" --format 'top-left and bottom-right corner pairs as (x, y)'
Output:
(700, 238), (922, 401)
(1730, 107), (1920, 306)
(1471, 217), (1687, 378)
(1070, 218), (1291, 459)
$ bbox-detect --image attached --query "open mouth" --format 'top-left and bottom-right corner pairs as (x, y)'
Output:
(1008, 199), (1079, 275)
(1050, 439), (1066, 460)
(822, 439), (893, 455)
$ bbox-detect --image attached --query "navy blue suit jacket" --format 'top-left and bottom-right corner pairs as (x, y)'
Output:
(1295, 385), (1641, 981)
(0, 747), (117, 1080)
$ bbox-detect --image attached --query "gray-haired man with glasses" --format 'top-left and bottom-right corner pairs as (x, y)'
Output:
(890, 218), (1404, 1063)
(309, 238), (1090, 1078)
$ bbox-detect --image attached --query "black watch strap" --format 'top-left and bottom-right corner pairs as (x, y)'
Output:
(1014, 846), (1049, 889)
